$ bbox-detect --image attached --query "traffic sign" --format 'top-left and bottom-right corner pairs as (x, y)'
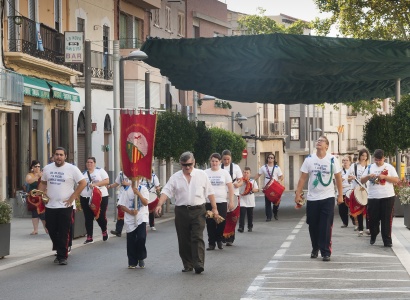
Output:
(242, 149), (248, 159)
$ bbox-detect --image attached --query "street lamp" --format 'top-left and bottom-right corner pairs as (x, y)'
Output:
(113, 42), (147, 220)
(192, 92), (215, 121)
(231, 112), (247, 132)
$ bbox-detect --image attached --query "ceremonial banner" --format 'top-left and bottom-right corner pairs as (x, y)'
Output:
(120, 111), (157, 181)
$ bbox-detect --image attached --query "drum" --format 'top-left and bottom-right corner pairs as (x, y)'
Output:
(89, 187), (102, 219)
(349, 187), (367, 217)
(227, 196), (239, 212)
(354, 185), (368, 206)
(263, 179), (285, 205)
(344, 189), (353, 207)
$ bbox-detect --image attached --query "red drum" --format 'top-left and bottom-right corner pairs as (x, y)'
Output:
(89, 187), (102, 219)
(349, 186), (367, 217)
(263, 179), (285, 206)
(344, 189), (353, 207)
(148, 198), (159, 213)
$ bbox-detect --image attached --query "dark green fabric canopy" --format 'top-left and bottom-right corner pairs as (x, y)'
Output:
(141, 33), (410, 104)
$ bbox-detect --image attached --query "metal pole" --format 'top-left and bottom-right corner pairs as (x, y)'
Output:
(193, 91), (198, 121)
(307, 105), (310, 154)
(84, 40), (92, 158)
(119, 59), (124, 108)
(145, 71), (150, 110)
(113, 40), (120, 222)
(231, 111), (235, 132)
(396, 78), (401, 178)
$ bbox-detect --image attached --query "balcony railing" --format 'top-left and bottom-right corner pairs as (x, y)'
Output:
(0, 69), (24, 106)
(347, 139), (357, 151)
(67, 51), (113, 80)
(120, 38), (144, 49)
(8, 16), (65, 65)
(7, 16), (113, 80)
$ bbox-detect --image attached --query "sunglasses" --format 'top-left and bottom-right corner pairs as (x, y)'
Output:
(181, 163), (194, 167)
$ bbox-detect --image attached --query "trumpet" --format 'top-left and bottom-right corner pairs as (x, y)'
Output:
(30, 189), (50, 204)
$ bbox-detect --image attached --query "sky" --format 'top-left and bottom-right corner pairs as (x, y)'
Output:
(222, 0), (327, 23)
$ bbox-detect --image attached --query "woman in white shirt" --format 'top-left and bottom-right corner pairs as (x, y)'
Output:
(204, 153), (234, 250)
(339, 156), (352, 228)
(80, 157), (110, 244)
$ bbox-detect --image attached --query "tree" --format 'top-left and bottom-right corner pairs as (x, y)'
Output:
(392, 94), (410, 150)
(154, 111), (197, 162)
(209, 128), (246, 163)
(312, 0), (410, 40)
(362, 113), (396, 156)
(193, 121), (213, 166)
(238, 8), (310, 35)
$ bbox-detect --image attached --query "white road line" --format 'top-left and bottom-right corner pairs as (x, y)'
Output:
(292, 229), (299, 234)
(263, 267), (407, 272)
(280, 241), (291, 248)
(273, 248), (287, 257)
(262, 276), (410, 282)
(286, 235), (295, 240)
(257, 287), (410, 293)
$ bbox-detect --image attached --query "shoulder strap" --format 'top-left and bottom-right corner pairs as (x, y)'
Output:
(230, 163), (233, 179)
(354, 163), (357, 177)
(86, 171), (92, 182)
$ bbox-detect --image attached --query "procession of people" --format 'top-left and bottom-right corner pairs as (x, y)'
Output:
(28, 142), (402, 271)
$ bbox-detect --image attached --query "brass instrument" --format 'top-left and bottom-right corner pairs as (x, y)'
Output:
(30, 189), (50, 204)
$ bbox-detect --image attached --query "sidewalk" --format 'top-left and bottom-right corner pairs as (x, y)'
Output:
(0, 205), (176, 271)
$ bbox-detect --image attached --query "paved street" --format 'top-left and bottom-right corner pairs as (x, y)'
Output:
(1, 192), (410, 299)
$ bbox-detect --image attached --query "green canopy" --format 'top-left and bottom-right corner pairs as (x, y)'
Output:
(141, 33), (410, 104)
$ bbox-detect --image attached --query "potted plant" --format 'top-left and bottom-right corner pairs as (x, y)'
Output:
(394, 179), (408, 217)
(398, 183), (410, 228)
(0, 200), (12, 258)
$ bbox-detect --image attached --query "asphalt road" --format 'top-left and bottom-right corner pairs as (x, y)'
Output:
(1, 193), (410, 300)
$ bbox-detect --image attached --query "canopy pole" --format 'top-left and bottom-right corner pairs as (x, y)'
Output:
(396, 78), (401, 178)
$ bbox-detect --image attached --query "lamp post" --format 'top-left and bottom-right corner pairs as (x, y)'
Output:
(113, 42), (147, 220)
(231, 112), (248, 132)
(192, 92), (215, 121)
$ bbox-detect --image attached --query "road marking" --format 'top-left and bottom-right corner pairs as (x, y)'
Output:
(286, 235), (295, 240)
(392, 232), (410, 276)
(262, 276), (410, 282)
(280, 241), (291, 248)
(273, 248), (287, 257)
(257, 287), (410, 293)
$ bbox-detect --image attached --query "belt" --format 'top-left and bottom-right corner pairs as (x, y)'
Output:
(178, 204), (205, 210)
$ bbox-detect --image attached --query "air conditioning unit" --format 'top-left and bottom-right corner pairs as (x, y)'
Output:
(270, 122), (279, 133)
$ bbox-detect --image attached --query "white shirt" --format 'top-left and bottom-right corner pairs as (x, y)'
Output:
(300, 153), (342, 201)
(365, 163), (398, 199)
(204, 168), (232, 203)
(42, 163), (85, 209)
(239, 179), (258, 207)
(347, 163), (368, 190)
(140, 173), (160, 203)
(258, 164), (283, 186)
(221, 163), (243, 195)
(161, 168), (214, 206)
(341, 168), (352, 195)
(118, 184), (149, 233)
(114, 172), (130, 200)
(80, 168), (109, 197)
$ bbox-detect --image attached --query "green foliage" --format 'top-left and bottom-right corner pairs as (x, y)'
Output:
(362, 113), (396, 156)
(238, 8), (310, 35)
(209, 128), (246, 164)
(392, 94), (410, 150)
(0, 201), (12, 224)
(313, 0), (410, 40)
(193, 121), (213, 166)
(154, 111), (197, 162)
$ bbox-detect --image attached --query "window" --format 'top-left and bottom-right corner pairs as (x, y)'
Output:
(103, 25), (110, 80)
(290, 117), (300, 141)
(165, 6), (171, 32)
(77, 18), (85, 33)
(330, 112), (333, 126)
(153, 9), (160, 27)
(177, 12), (185, 36)
(28, 0), (36, 21)
(119, 12), (143, 48)
(55, 0), (61, 32)
(134, 17), (143, 48)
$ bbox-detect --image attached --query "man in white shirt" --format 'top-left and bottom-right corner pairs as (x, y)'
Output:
(155, 152), (218, 274)
(39, 147), (86, 265)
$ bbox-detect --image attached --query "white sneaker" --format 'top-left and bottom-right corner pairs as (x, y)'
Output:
(358, 231), (364, 237)
(354, 226), (358, 231)
(365, 229), (371, 235)
(151, 227), (156, 231)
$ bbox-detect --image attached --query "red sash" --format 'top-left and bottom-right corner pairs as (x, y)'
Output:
(223, 197), (240, 239)
(148, 198), (159, 213)
(27, 194), (45, 214)
(90, 187), (102, 219)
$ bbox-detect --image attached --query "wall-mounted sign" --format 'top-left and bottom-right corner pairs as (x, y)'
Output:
(64, 31), (84, 63)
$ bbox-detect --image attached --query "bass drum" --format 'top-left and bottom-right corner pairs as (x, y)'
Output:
(354, 185), (368, 206)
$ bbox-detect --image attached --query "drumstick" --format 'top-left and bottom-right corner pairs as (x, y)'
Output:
(354, 178), (366, 190)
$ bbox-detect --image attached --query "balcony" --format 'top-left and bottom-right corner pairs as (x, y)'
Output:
(347, 139), (357, 151)
(5, 16), (112, 82)
(347, 107), (357, 117)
